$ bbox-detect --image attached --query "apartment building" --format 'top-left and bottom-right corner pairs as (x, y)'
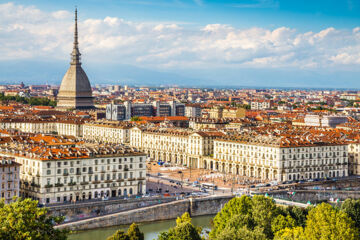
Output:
(348, 142), (360, 176)
(130, 127), (224, 168)
(83, 121), (131, 144)
(304, 115), (348, 128)
(185, 104), (202, 118)
(0, 135), (146, 204)
(0, 157), (20, 204)
(208, 134), (348, 181)
(0, 118), (84, 137)
(251, 100), (272, 110)
(106, 101), (185, 120)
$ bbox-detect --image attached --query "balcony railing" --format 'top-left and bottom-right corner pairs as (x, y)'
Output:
(68, 182), (76, 186)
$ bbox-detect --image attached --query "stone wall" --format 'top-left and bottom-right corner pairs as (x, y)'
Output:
(266, 190), (360, 203)
(56, 195), (233, 231)
(49, 197), (176, 222)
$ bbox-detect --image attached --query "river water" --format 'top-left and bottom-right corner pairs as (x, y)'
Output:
(68, 215), (214, 240)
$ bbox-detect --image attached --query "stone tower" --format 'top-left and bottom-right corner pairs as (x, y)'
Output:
(57, 8), (94, 109)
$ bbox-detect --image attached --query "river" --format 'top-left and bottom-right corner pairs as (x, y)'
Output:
(68, 215), (214, 240)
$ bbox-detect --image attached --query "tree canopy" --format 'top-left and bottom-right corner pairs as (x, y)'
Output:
(210, 195), (281, 239)
(157, 212), (203, 240)
(0, 198), (67, 240)
(341, 198), (360, 230)
(107, 223), (144, 240)
(210, 195), (360, 240)
(0, 93), (56, 107)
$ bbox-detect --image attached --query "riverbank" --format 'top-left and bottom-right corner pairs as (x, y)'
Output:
(56, 195), (233, 231)
(68, 215), (214, 240)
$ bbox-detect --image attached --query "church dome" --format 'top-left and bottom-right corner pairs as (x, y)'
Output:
(57, 8), (94, 109)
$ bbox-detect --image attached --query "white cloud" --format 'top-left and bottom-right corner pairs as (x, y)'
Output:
(0, 2), (360, 71)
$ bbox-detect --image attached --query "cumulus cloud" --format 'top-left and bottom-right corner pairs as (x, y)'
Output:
(0, 2), (360, 71)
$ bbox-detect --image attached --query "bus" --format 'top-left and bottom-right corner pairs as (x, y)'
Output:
(201, 182), (218, 190)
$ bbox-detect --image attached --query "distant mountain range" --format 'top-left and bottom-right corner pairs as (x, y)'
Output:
(0, 59), (359, 89)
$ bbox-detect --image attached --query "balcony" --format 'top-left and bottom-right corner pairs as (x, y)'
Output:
(55, 183), (64, 187)
(31, 183), (40, 188)
(105, 180), (113, 183)
(92, 181), (100, 184)
(127, 178), (136, 181)
(116, 179), (124, 182)
(80, 182), (89, 185)
(45, 184), (53, 188)
(68, 182), (76, 186)
(63, 172), (69, 176)
(124, 167), (129, 171)
(88, 170), (94, 174)
(137, 177), (146, 181)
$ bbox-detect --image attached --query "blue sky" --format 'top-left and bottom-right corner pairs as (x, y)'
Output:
(0, 0), (360, 88)
(12, 0), (360, 30)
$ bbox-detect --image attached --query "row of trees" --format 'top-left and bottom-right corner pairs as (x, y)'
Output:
(2, 196), (360, 239)
(107, 223), (144, 240)
(0, 93), (57, 106)
(209, 195), (360, 240)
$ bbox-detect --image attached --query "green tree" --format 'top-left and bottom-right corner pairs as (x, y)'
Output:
(304, 203), (359, 240)
(210, 195), (280, 239)
(215, 226), (267, 240)
(107, 230), (130, 240)
(274, 226), (305, 240)
(251, 195), (280, 238)
(285, 206), (308, 227)
(127, 223), (144, 240)
(271, 215), (296, 234)
(131, 116), (141, 121)
(210, 195), (253, 239)
(341, 199), (360, 230)
(157, 212), (203, 240)
(176, 212), (192, 225)
(0, 198), (68, 240)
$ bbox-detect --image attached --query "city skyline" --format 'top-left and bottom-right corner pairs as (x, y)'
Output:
(0, 1), (360, 88)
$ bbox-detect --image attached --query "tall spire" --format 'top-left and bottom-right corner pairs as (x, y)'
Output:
(71, 7), (81, 65)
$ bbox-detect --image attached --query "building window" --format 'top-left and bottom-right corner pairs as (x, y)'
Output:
(47, 163), (51, 168)
(46, 170), (51, 175)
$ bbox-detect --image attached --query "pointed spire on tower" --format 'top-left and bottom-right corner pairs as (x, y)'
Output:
(71, 7), (81, 65)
